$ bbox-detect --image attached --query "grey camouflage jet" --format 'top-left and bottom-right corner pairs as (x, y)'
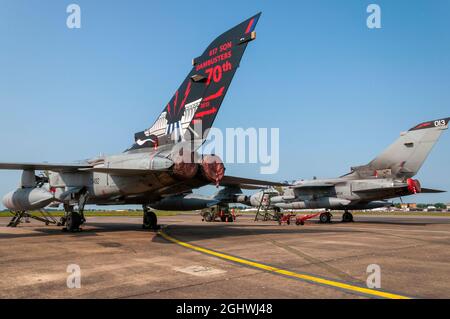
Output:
(269, 118), (449, 223)
(0, 13), (283, 231)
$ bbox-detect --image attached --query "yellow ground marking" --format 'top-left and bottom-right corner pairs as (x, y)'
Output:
(159, 230), (411, 299)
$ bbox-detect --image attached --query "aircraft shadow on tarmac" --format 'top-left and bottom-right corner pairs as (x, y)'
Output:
(352, 216), (450, 225)
(0, 221), (359, 240)
(0, 222), (147, 239)
(153, 224), (361, 243)
(0, 218), (445, 240)
(354, 220), (428, 226)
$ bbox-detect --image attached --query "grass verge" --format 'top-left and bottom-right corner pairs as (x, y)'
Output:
(0, 210), (187, 217)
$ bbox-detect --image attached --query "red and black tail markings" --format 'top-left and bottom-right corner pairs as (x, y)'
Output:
(203, 86), (225, 103)
(130, 13), (261, 150)
(178, 81), (192, 117)
(245, 17), (256, 34)
(409, 117), (450, 131)
(182, 12), (261, 143)
(195, 107), (218, 119)
(413, 122), (432, 130)
(173, 91), (179, 116)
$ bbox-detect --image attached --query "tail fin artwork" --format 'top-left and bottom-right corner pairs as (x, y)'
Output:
(130, 13), (261, 151)
(349, 117), (449, 179)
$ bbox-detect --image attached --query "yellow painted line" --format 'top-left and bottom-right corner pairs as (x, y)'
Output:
(159, 230), (410, 299)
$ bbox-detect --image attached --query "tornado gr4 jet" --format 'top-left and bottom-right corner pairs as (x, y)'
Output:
(0, 13), (282, 231)
(270, 118), (449, 223)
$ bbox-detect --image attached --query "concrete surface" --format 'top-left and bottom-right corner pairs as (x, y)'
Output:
(1, 213), (450, 298)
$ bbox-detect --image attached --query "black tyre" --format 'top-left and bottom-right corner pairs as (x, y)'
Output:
(143, 210), (158, 229)
(227, 216), (234, 223)
(342, 212), (354, 223)
(319, 213), (330, 223)
(66, 212), (82, 232)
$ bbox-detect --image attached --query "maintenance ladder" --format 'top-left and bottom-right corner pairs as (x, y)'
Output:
(254, 191), (280, 221)
(7, 210), (59, 227)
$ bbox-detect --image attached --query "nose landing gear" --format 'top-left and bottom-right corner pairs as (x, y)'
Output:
(65, 210), (83, 232)
(62, 190), (88, 232)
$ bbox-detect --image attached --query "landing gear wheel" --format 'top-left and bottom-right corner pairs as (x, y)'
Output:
(65, 212), (82, 232)
(319, 212), (332, 223)
(226, 216), (234, 223)
(143, 210), (158, 230)
(342, 211), (354, 223)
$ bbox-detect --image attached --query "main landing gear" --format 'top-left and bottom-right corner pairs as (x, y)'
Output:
(319, 211), (332, 223)
(142, 205), (158, 230)
(319, 210), (354, 223)
(61, 190), (88, 232)
(342, 210), (354, 223)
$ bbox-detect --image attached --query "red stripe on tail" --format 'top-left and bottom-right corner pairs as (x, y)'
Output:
(245, 18), (254, 34)
(203, 86), (225, 102)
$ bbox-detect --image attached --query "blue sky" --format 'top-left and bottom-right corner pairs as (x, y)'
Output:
(0, 0), (449, 208)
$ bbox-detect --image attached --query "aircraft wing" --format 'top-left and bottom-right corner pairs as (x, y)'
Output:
(353, 186), (446, 195)
(352, 187), (401, 195)
(0, 162), (92, 172)
(219, 175), (287, 189)
(79, 167), (171, 176)
(420, 188), (446, 193)
(0, 162), (172, 176)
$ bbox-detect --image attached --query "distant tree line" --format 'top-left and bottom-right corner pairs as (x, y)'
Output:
(394, 203), (448, 209)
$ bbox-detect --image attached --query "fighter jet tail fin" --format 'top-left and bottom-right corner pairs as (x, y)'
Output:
(349, 117), (449, 179)
(130, 13), (261, 151)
